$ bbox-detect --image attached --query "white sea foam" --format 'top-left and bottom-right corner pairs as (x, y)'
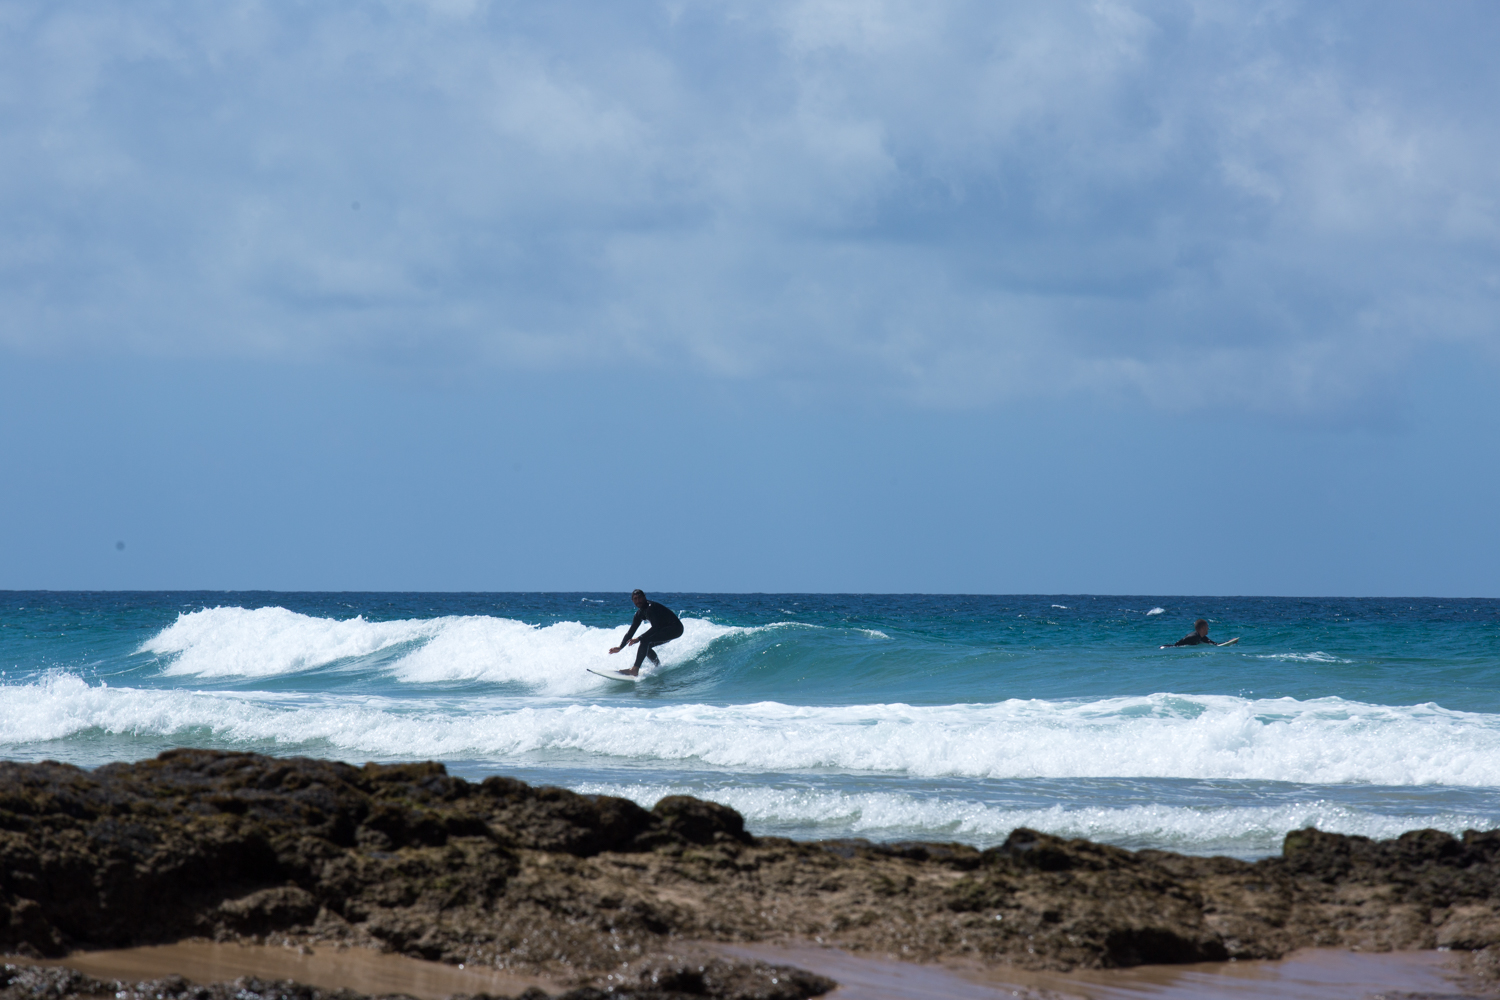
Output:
(144, 606), (442, 678)
(570, 781), (1495, 855)
(141, 606), (756, 694)
(5, 678), (1500, 788)
(387, 617), (748, 693)
(1255, 652), (1354, 663)
(857, 629), (891, 639)
(1147, 607), (1165, 615)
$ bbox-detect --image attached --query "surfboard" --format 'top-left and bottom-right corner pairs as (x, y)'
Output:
(586, 668), (643, 682)
(1159, 637), (1241, 649)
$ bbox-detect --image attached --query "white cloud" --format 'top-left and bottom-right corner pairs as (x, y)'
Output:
(0, 0), (1496, 421)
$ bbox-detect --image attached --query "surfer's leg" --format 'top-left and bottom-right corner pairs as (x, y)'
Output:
(647, 627), (681, 665)
(629, 633), (655, 675)
(629, 627), (680, 675)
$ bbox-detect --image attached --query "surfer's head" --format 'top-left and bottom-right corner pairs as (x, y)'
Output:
(1195, 618), (1209, 635)
(631, 589), (647, 607)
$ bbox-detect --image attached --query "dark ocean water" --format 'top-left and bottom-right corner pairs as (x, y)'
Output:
(3, 591), (1498, 858)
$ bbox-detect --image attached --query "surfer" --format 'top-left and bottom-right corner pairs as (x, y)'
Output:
(608, 589), (684, 676)
(1167, 619), (1219, 647)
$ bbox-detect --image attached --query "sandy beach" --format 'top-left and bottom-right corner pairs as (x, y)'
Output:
(13, 941), (561, 999)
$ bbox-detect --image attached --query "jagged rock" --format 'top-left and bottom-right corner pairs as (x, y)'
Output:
(0, 966), (373, 1000)
(2, 750), (1500, 989)
(0, 962), (829, 1000)
(584, 957), (835, 1000)
(640, 797), (750, 848)
(214, 887), (321, 935)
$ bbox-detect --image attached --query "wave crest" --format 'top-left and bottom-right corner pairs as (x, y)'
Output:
(141, 606), (752, 694)
(5, 681), (1499, 788)
(572, 780), (1494, 857)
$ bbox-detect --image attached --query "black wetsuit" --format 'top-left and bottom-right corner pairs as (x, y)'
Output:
(1172, 632), (1217, 646)
(621, 600), (684, 671)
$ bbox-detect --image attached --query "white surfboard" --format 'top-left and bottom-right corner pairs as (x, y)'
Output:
(1219, 637), (1240, 646)
(586, 668), (643, 682)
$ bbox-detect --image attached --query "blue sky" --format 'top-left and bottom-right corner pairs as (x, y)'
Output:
(2, 0), (1497, 595)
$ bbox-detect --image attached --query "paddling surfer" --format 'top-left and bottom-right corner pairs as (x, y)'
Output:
(608, 589), (684, 676)
(1166, 619), (1219, 647)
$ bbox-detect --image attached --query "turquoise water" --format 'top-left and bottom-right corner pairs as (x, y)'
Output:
(3, 592), (1498, 858)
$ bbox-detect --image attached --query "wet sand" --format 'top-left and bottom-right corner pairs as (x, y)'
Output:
(7, 941), (562, 999)
(5, 940), (1495, 1000)
(722, 944), (1495, 1000)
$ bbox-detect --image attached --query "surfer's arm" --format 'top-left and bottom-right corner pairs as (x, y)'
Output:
(610, 611), (647, 654)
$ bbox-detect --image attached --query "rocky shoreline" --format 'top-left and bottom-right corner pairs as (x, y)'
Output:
(0, 962), (830, 1000)
(3, 750), (1499, 998)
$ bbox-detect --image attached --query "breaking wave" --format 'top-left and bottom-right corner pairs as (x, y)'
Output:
(140, 606), (771, 695)
(572, 780), (1495, 858)
(5, 676), (1499, 788)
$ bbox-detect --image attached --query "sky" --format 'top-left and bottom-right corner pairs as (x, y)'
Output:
(2, 0), (1497, 596)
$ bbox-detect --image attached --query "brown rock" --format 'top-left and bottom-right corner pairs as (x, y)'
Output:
(4, 750), (1500, 994)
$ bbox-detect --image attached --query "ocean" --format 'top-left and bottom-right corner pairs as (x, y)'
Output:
(2, 592), (1497, 860)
